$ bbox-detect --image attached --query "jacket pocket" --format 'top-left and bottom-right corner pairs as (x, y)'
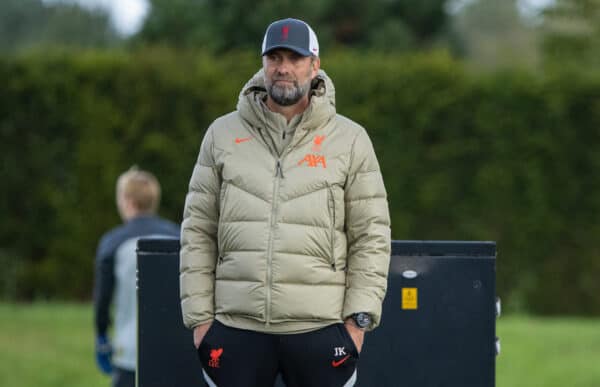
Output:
(217, 182), (230, 262)
(327, 184), (336, 271)
(338, 323), (361, 357)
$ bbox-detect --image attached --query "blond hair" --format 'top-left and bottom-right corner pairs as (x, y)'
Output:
(116, 166), (161, 214)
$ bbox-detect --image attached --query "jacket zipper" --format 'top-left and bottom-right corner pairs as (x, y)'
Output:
(327, 184), (337, 271)
(253, 126), (284, 325)
(262, 127), (311, 324)
(265, 158), (283, 325)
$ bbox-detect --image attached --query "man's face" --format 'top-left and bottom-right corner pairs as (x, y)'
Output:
(262, 49), (320, 106)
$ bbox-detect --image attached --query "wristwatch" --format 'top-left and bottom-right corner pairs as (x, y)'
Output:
(351, 312), (371, 329)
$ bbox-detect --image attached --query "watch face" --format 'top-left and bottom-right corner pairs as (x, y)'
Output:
(355, 313), (371, 328)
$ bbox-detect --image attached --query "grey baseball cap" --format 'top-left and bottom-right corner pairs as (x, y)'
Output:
(261, 18), (319, 57)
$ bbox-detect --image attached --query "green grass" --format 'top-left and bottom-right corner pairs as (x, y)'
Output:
(1, 303), (600, 387)
(497, 316), (600, 387)
(0, 303), (106, 387)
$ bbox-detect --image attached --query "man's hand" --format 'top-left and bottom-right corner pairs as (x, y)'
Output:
(193, 321), (213, 349)
(344, 319), (365, 353)
(95, 335), (112, 374)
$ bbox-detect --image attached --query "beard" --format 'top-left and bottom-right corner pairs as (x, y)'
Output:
(266, 77), (312, 106)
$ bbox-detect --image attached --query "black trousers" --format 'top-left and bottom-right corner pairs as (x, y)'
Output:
(112, 367), (135, 387)
(197, 321), (360, 387)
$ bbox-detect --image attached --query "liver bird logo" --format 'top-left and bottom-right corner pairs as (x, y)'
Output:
(312, 135), (326, 152)
(282, 26), (289, 41)
(208, 348), (223, 368)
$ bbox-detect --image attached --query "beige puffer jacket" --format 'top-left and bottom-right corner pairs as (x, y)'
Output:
(180, 69), (391, 333)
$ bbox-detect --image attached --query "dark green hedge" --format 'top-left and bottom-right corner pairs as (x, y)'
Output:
(1, 49), (599, 314)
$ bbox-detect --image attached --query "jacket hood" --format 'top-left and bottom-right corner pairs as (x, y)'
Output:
(237, 68), (337, 131)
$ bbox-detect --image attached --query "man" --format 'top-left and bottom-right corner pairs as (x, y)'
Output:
(180, 18), (391, 387)
(94, 167), (180, 387)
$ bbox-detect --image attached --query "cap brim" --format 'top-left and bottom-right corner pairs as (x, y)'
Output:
(262, 44), (314, 57)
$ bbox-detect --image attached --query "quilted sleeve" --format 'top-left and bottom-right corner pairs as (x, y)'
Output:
(342, 128), (391, 330)
(180, 125), (221, 329)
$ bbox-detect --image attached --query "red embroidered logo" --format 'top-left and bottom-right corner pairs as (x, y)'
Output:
(312, 135), (325, 152)
(298, 154), (327, 168)
(282, 26), (289, 41)
(235, 137), (252, 144)
(208, 348), (223, 368)
(331, 355), (350, 368)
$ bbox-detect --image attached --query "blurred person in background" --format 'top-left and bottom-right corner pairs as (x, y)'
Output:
(180, 18), (391, 387)
(94, 167), (180, 387)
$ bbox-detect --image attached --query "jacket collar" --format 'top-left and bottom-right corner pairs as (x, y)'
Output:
(237, 68), (337, 134)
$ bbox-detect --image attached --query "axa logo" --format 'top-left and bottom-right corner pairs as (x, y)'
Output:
(208, 348), (223, 368)
(298, 154), (326, 168)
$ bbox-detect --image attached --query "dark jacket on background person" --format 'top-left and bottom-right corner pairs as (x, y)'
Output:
(94, 215), (179, 370)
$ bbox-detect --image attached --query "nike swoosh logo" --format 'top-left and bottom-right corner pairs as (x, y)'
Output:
(235, 137), (251, 143)
(331, 354), (351, 368)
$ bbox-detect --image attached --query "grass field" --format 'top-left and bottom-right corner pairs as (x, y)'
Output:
(0, 303), (106, 387)
(1, 303), (600, 387)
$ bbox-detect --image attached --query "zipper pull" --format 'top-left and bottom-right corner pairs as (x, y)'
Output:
(275, 160), (284, 178)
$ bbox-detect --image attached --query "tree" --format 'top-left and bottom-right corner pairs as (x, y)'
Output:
(450, 0), (540, 69)
(133, 0), (453, 53)
(540, 0), (600, 71)
(0, 0), (120, 52)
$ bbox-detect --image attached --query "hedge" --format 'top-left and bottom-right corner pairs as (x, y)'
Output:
(1, 48), (599, 314)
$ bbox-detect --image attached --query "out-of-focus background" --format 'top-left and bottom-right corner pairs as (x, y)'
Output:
(1, 0), (599, 386)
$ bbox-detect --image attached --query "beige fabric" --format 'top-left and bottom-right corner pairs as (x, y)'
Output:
(180, 69), (391, 333)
